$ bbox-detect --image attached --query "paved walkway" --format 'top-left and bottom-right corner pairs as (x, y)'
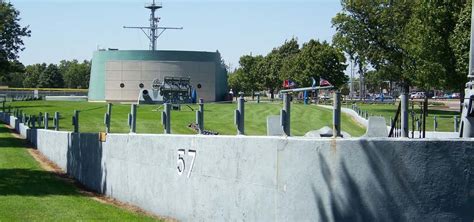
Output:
(318, 105), (459, 138)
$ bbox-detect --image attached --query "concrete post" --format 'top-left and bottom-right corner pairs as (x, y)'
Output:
(162, 103), (171, 134)
(44, 112), (49, 130)
(31, 115), (36, 128)
(235, 93), (245, 135)
(72, 110), (79, 133)
(196, 99), (204, 134)
(104, 103), (112, 133)
(38, 112), (43, 128)
(280, 93), (291, 136)
(54, 112), (60, 131)
(454, 116), (459, 132)
(400, 93), (409, 137)
(434, 115), (438, 132)
(128, 104), (137, 133)
(333, 92), (342, 137)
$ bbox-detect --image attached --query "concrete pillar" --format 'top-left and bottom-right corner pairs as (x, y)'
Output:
(235, 93), (245, 135)
(196, 99), (204, 134)
(54, 112), (60, 131)
(128, 104), (137, 133)
(333, 92), (342, 137)
(162, 103), (171, 134)
(44, 112), (49, 130)
(104, 103), (112, 133)
(400, 93), (409, 137)
(281, 93), (291, 136)
(72, 110), (80, 133)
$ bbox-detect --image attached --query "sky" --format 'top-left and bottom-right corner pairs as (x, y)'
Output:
(11, 0), (343, 70)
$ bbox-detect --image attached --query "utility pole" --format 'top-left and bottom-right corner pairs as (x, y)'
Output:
(124, 0), (183, 51)
(461, 0), (474, 138)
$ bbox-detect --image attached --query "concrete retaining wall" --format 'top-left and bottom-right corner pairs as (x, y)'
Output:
(1, 112), (473, 221)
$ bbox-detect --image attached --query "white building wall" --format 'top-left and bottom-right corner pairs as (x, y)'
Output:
(105, 60), (216, 102)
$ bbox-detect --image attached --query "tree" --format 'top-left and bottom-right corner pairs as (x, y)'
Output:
(0, 60), (24, 86)
(0, 2), (30, 79)
(38, 64), (63, 88)
(228, 69), (245, 94)
(23, 63), (46, 88)
(450, 0), (471, 93)
(405, 1), (464, 91)
(258, 38), (300, 99)
(332, 1), (415, 91)
(281, 40), (348, 88)
(238, 55), (263, 97)
(63, 60), (91, 88)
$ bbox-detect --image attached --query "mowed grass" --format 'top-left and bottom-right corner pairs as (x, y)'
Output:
(348, 102), (460, 132)
(5, 100), (366, 137)
(0, 124), (159, 221)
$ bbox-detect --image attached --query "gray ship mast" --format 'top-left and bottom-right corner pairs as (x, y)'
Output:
(123, 0), (183, 51)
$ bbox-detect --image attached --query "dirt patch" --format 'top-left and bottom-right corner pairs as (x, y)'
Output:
(3, 124), (176, 222)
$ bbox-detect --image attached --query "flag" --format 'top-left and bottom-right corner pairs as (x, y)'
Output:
(319, 77), (332, 86)
(283, 79), (296, 88)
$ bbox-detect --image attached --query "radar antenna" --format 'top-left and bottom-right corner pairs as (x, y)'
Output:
(123, 0), (183, 51)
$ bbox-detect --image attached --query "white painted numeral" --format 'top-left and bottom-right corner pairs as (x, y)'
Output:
(187, 150), (196, 178)
(177, 149), (185, 176)
(176, 149), (197, 177)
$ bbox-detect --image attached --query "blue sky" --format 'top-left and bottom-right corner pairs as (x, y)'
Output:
(12, 0), (342, 70)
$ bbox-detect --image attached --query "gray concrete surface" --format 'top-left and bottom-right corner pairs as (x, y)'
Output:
(1, 112), (473, 221)
(364, 117), (388, 137)
(266, 115), (284, 136)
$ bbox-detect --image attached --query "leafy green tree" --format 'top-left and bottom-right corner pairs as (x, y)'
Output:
(281, 40), (347, 88)
(23, 63), (46, 88)
(38, 64), (63, 88)
(238, 55), (264, 97)
(332, 0), (415, 91)
(450, 0), (471, 93)
(0, 2), (30, 80)
(228, 69), (245, 94)
(63, 60), (91, 88)
(258, 38), (300, 99)
(405, 1), (464, 91)
(0, 61), (24, 87)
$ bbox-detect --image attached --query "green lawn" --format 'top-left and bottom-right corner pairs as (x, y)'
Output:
(347, 102), (460, 132)
(0, 124), (159, 221)
(4, 100), (366, 137)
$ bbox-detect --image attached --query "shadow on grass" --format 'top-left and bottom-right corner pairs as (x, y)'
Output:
(0, 169), (78, 196)
(0, 126), (26, 148)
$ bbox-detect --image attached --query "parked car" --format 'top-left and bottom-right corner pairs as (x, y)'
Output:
(451, 93), (460, 99)
(374, 95), (395, 103)
(410, 92), (425, 99)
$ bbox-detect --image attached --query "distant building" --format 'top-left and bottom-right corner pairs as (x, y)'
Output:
(88, 50), (228, 102)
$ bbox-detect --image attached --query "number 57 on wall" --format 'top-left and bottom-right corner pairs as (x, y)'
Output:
(177, 149), (196, 178)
